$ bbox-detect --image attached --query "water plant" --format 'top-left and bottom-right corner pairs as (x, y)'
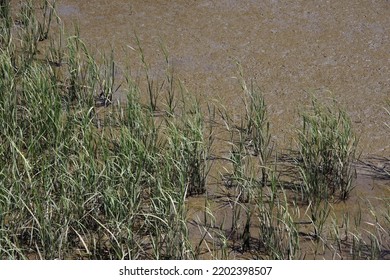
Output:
(254, 173), (300, 259)
(0, 0), (10, 19)
(296, 97), (358, 202)
(1, 1), (387, 261)
(237, 65), (272, 187)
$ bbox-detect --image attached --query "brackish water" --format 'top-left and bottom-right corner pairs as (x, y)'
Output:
(55, 0), (390, 259)
(57, 0), (390, 155)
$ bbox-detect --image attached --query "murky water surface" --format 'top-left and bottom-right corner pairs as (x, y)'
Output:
(56, 0), (390, 259)
(57, 0), (390, 155)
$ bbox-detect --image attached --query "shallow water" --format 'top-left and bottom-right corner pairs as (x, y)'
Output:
(57, 0), (390, 155)
(55, 0), (390, 259)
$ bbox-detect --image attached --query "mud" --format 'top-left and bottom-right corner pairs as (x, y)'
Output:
(55, 0), (390, 259)
(57, 0), (389, 155)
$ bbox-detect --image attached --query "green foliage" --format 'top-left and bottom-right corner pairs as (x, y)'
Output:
(1, 1), (387, 261)
(296, 98), (358, 239)
(297, 98), (358, 202)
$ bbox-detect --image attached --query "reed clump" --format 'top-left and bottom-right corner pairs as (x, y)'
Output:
(1, 1), (388, 260)
(0, 1), (198, 259)
(296, 98), (358, 202)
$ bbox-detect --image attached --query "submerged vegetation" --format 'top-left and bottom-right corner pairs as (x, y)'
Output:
(0, 1), (389, 259)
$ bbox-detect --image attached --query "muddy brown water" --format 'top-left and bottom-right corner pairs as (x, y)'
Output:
(56, 0), (390, 154)
(55, 0), (390, 259)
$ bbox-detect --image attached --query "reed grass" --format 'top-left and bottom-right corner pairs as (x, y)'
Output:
(296, 98), (358, 202)
(254, 173), (300, 259)
(237, 66), (272, 187)
(1, 1), (387, 260)
(0, 0), (10, 19)
(0, 0), (11, 49)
